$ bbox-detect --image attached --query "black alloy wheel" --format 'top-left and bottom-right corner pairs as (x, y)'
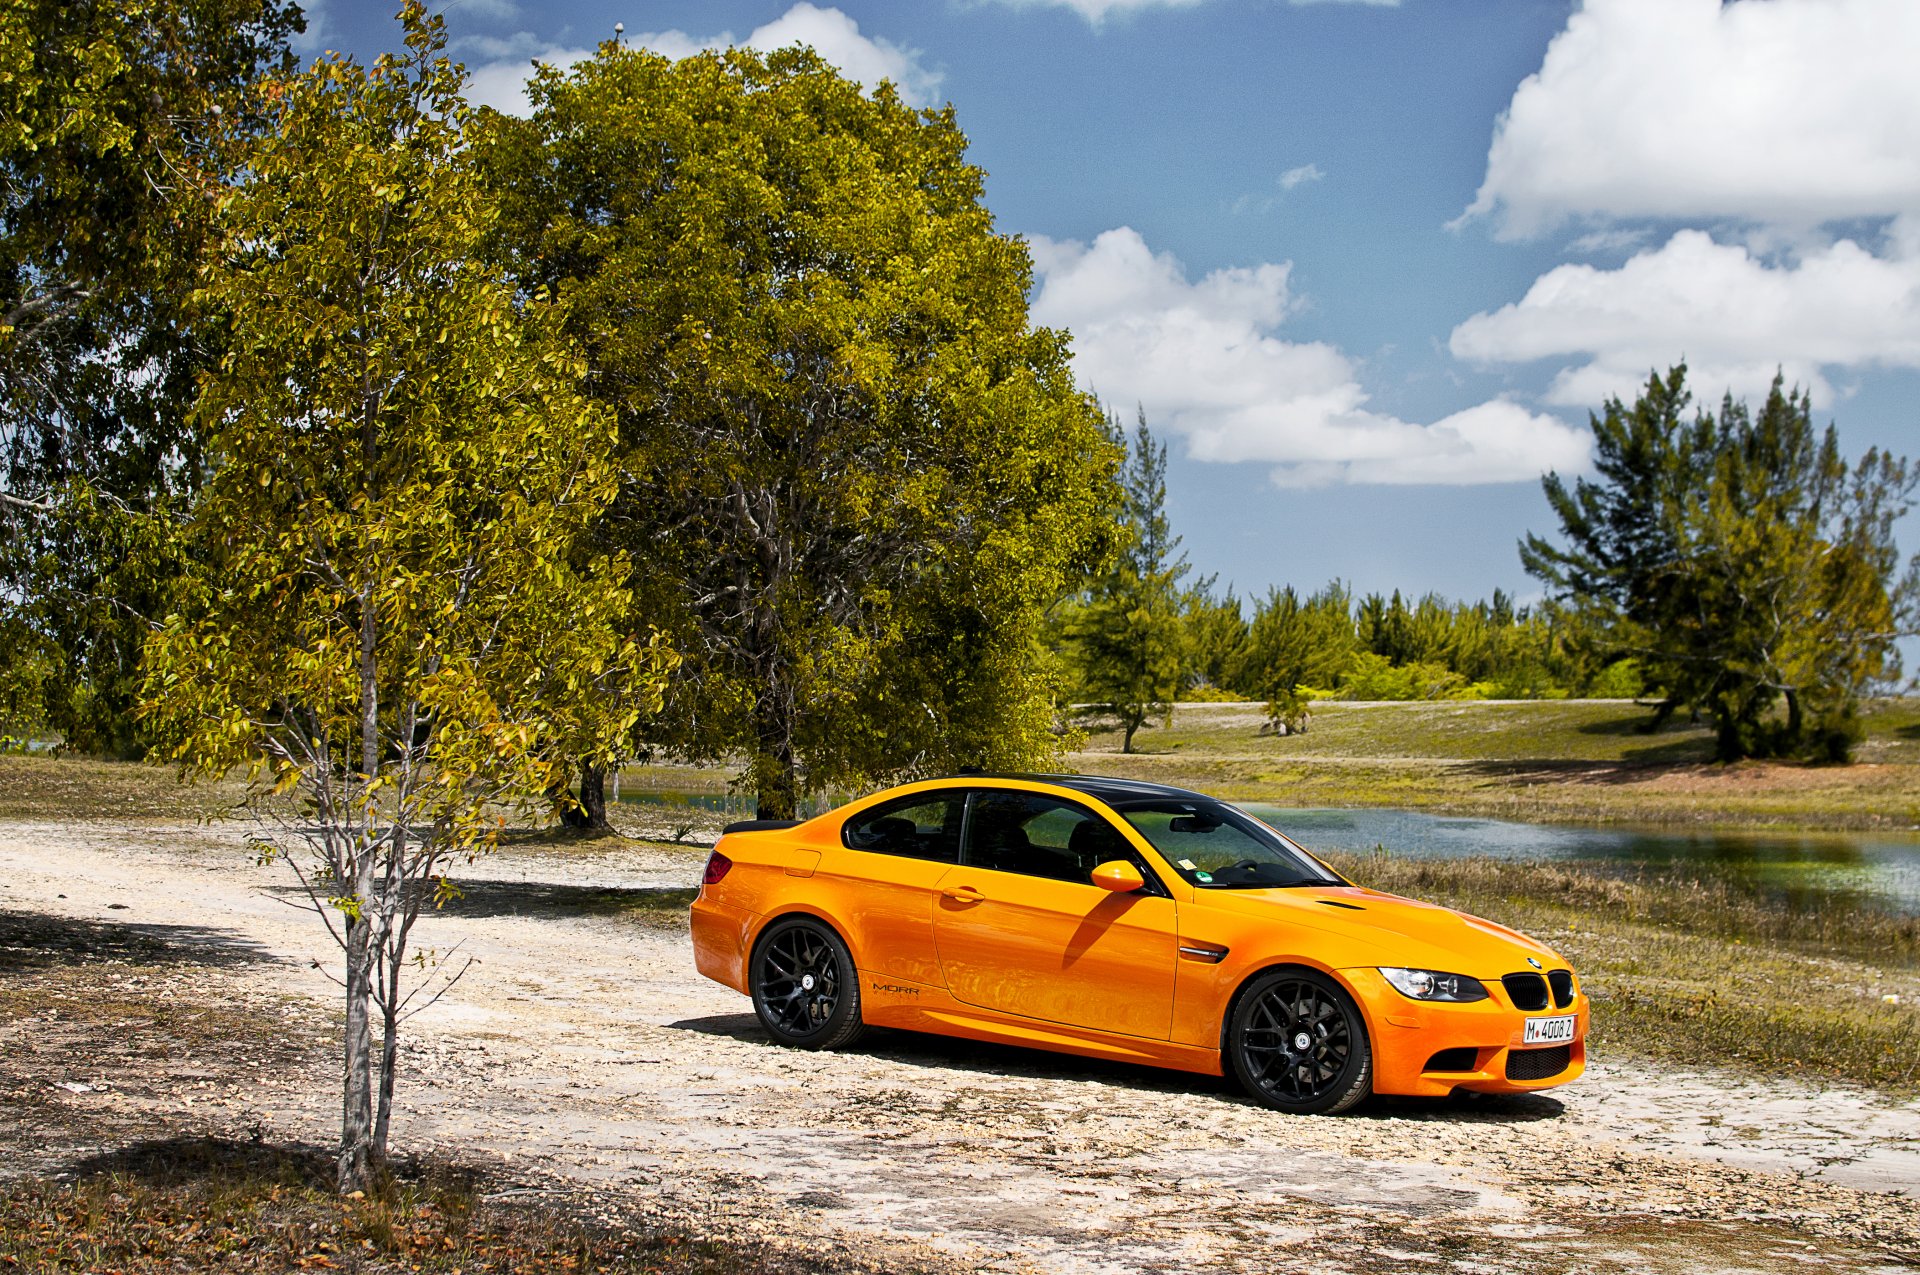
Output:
(749, 917), (866, 1050)
(1227, 967), (1371, 1115)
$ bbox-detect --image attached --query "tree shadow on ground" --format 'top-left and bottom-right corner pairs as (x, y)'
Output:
(0, 908), (283, 972)
(411, 880), (695, 922)
(667, 1013), (1563, 1125)
(1570, 715), (1717, 764)
(61, 1135), (490, 1197)
(65, 1136), (337, 1189)
(256, 879), (696, 922)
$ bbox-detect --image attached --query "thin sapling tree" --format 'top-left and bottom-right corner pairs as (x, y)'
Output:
(140, 5), (669, 1192)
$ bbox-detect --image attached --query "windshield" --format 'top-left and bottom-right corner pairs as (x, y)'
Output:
(1115, 800), (1345, 890)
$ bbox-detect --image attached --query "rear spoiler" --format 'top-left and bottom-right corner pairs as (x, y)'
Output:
(721, 819), (804, 834)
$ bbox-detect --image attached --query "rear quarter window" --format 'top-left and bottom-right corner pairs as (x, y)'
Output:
(842, 794), (960, 863)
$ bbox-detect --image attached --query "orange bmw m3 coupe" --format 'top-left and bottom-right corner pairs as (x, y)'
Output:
(690, 774), (1586, 1114)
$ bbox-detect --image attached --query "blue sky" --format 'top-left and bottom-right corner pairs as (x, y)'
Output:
(310, 0), (1920, 625)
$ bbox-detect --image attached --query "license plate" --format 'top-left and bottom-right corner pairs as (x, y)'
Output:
(1524, 1015), (1576, 1045)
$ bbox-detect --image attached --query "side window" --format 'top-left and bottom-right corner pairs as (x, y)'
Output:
(962, 791), (1149, 888)
(842, 794), (961, 864)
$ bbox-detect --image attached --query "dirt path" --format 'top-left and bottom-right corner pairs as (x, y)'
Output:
(5, 819), (1919, 1273)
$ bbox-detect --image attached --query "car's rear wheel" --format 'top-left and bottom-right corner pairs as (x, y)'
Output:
(749, 917), (866, 1050)
(1227, 967), (1371, 1115)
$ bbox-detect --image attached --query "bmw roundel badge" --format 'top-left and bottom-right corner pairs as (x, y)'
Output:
(1527, 957), (1543, 969)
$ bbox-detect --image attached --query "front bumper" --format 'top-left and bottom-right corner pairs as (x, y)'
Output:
(1342, 966), (1590, 1097)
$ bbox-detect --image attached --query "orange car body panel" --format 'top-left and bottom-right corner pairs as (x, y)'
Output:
(690, 776), (1588, 1097)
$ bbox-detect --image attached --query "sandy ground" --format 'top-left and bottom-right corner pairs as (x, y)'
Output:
(5, 818), (1920, 1274)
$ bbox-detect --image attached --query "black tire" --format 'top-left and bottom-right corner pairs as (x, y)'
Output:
(1226, 967), (1371, 1115)
(749, 916), (866, 1050)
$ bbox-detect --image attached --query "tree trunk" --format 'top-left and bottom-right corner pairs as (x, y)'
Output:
(372, 961), (401, 1159)
(342, 590), (381, 1194)
(1121, 714), (1139, 754)
(755, 747), (799, 820)
(1784, 688), (1804, 745)
(752, 676), (799, 820)
(578, 761), (610, 830)
(549, 762), (593, 830)
(337, 909), (376, 1193)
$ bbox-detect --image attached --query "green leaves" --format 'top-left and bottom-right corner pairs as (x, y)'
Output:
(140, 1), (667, 846)
(1, 0), (304, 756)
(483, 43), (1117, 811)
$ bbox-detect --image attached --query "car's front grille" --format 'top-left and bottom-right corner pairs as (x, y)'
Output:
(1501, 972), (1550, 1011)
(1505, 1044), (1571, 1081)
(1423, 1046), (1479, 1072)
(1548, 969), (1575, 1008)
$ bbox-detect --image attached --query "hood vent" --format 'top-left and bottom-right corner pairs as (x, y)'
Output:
(1315, 899), (1365, 911)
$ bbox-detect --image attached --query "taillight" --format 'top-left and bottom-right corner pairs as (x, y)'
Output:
(702, 850), (733, 886)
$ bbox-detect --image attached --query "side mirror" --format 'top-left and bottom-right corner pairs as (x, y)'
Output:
(1091, 860), (1146, 893)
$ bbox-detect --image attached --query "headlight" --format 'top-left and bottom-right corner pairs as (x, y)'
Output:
(1380, 967), (1489, 1002)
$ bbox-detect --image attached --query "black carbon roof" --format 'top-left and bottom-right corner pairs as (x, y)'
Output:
(935, 771), (1214, 805)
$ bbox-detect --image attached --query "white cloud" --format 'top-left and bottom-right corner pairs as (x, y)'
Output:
(981, 0), (1394, 21)
(464, 3), (940, 116)
(739, 4), (942, 104)
(1564, 227), (1649, 257)
(449, 0), (520, 22)
(465, 45), (593, 114)
(976, 0), (1206, 22)
(1449, 226), (1920, 409)
(1029, 228), (1590, 486)
(1278, 163), (1325, 190)
(1461, 0), (1920, 238)
(292, 0), (329, 56)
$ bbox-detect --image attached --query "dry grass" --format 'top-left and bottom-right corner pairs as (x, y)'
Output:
(0, 899), (947, 1275)
(0, 754), (248, 822)
(1063, 697), (1920, 832)
(0, 1138), (894, 1273)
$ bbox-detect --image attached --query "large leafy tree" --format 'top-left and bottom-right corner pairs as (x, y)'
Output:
(481, 45), (1118, 816)
(1069, 412), (1188, 753)
(0, 0), (302, 754)
(140, 7), (665, 1191)
(1525, 366), (1919, 760)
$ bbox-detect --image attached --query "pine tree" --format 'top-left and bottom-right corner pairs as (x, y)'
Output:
(1524, 365), (1919, 760)
(1071, 409), (1189, 752)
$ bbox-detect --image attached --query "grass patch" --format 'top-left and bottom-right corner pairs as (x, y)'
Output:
(1085, 696), (1920, 765)
(0, 754), (245, 822)
(0, 1137), (834, 1273)
(1062, 697), (1920, 832)
(1324, 851), (1920, 1092)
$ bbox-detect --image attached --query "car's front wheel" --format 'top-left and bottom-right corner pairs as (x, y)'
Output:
(749, 916), (866, 1050)
(1227, 967), (1371, 1115)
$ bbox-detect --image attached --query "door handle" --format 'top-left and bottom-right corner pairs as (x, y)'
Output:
(941, 885), (986, 904)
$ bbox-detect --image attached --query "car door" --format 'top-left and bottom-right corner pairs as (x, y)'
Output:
(835, 790), (964, 988)
(932, 789), (1178, 1040)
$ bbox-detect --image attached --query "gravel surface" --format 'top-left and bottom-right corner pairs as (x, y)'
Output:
(4, 818), (1919, 1273)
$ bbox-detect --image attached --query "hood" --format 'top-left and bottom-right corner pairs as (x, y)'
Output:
(1192, 884), (1564, 977)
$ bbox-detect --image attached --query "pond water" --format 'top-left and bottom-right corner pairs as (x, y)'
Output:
(616, 784), (1920, 916)
(1242, 805), (1920, 917)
